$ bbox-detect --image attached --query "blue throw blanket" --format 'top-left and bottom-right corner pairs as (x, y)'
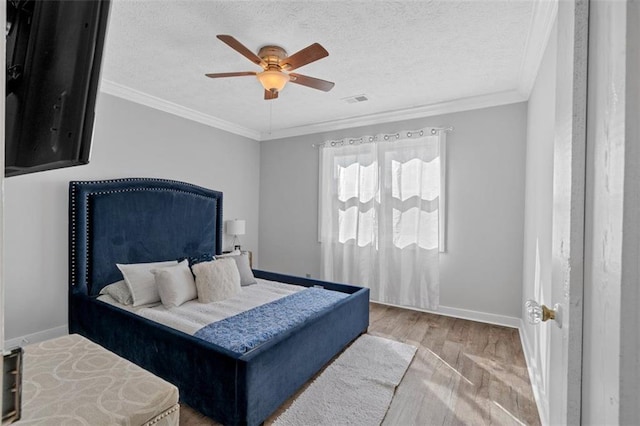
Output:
(194, 287), (348, 354)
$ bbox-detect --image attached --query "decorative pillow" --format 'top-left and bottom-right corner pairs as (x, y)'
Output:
(191, 258), (241, 303)
(99, 280), (133, 305)
(217, 251), (256, 286)
(152, 260), (197, 308)
(218, 250), (241, 256)
(180, 253), (216, 267)
(117, 260), (178, 306)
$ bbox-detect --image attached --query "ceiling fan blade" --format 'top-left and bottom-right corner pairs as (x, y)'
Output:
(289, 73), (335, 92)
(205, 71), (257, 78)
(217, 35), (266, 68)
(281, 43), (328, 71)
(264, 89), (279, 100)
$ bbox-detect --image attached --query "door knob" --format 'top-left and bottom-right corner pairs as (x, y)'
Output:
(525, 300), (561, 327)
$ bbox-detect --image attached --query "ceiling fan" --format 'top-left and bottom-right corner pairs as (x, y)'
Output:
(205, 35), (335, 100)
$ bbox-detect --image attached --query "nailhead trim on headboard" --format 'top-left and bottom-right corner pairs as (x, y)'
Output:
(69, 178), (223, 290)
(70, 182), (78, 286)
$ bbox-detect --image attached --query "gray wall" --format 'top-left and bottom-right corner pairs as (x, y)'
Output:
(259, 103), (527, 319)
(4, 93), (261, 341)
(520, 19), (557, 425)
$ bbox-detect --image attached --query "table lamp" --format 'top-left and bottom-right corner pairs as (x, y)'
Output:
(226, 219), (246, 251)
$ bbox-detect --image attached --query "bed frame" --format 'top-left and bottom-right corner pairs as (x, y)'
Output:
(67, 178), (369, 425)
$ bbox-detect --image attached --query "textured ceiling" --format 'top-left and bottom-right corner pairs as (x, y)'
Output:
(101, 1), (550, 140)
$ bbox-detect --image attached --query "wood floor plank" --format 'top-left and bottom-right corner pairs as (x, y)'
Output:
(180, 303), (541, 426)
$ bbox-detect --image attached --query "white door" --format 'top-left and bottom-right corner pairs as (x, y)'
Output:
(536, 1), (640, 424)
(529, 1), (589, 424)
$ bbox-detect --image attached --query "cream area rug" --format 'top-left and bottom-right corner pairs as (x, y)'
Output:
(273, 334), (417, 426)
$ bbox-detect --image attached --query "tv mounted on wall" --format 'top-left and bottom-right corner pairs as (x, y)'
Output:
(5, 0), (111, 177)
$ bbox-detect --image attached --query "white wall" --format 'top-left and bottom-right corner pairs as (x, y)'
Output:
(4, 93), (260, 342)
(520, 19), (557, 425)
(259, 103), (527, 321)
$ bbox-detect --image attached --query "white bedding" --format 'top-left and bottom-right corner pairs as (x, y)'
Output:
(98, 278), (305, 335)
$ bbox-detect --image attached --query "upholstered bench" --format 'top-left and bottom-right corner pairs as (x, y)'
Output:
(17, 334), (179, 425)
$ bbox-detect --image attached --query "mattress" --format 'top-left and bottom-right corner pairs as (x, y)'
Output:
(98, 278), (306, 335)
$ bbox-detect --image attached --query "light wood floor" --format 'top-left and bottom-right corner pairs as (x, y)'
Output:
(180, 303), (540, 425)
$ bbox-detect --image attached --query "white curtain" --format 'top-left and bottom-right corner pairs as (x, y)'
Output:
(319, 130), (443, 310)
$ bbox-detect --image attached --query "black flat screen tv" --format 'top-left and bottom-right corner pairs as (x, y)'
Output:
(5, 0), (110, 177)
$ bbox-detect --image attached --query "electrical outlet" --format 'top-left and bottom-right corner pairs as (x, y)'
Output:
(305, 273), (311, 278)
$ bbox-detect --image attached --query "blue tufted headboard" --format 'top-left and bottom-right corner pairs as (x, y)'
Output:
(69, 178), (223, 296)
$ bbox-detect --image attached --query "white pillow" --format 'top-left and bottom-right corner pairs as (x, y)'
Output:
(191, 258), (241, 303)
(117, 260), (178, 306)
(99, 280), (133, 305)
(217, 252), (256, 286)
(152, 260), (197, 308)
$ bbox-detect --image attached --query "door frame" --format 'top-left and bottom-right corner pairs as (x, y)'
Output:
(549, 0), (588, 424)
(0, 0), (6, 416)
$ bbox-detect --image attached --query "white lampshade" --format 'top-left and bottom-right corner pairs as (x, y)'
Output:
(226, 219), (246, 236)
(256, 70), (289, 92)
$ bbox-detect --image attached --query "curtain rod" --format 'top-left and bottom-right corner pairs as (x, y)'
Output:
(312, 126), (453, 148)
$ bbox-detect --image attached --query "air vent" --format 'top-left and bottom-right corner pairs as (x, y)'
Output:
(342, 94), (369, 104)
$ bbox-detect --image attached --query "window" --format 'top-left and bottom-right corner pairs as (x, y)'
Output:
(319, 129), (446, 310)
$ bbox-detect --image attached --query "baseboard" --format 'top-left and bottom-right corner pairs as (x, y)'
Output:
(4, 325), (68, 349)
(519, 319), (548, 426)
(371, 301), (520, 328)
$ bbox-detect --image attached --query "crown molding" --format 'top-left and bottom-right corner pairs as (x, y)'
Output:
(102, 79), (526, 142)
(259, 90), (527, 141)
(517, 0), (558, 97)
(99, 79), (261, 140)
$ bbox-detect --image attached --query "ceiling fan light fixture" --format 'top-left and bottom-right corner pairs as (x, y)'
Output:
(208, 35), (333, 100)
(257, 69), (290, 92)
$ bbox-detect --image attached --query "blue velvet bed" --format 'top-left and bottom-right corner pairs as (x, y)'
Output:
(67, 178), (369, 425)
